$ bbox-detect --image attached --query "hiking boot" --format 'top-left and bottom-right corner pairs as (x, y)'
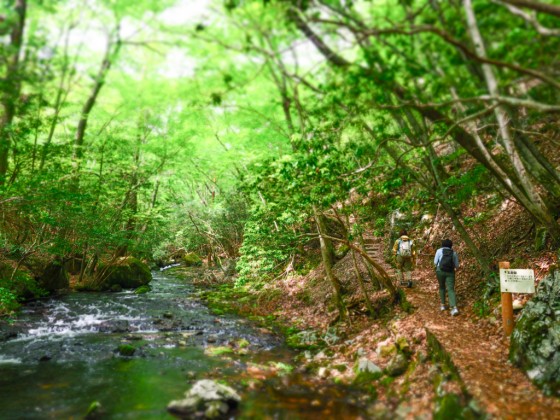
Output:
(440, 305), (447, 311)
(451, 307), (459, 316)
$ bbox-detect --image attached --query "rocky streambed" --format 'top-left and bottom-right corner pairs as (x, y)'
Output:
(0, 269), (368, 418)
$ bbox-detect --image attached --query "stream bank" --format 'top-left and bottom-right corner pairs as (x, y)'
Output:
(185, 264), (482, 419)
(0, 268), (371, 419)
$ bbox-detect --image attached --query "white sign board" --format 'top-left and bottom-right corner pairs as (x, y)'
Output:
(500, 269), (536, 294)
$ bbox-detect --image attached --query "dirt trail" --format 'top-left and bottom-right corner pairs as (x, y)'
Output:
(364, 237), (560, 419)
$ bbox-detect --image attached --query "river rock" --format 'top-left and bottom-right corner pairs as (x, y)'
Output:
(96, 257), (152, 290)
(98, 320), (130, 333)
(183, 253), (202, 267)
(167, 379), (240, 419)
(510, 267), (560, 396)
(39, 260), (70, 292)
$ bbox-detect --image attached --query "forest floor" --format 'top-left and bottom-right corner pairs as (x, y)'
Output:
(201, 201), (560, 419)
(366, 238), (560, 419)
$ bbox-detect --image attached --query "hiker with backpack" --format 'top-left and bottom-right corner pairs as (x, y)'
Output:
(392, 230), (416, 288)
(434, 239), (460, 316)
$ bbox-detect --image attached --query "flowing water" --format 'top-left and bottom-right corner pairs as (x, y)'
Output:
(0, 270), (366, 419)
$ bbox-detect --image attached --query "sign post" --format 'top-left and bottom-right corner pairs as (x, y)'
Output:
(499, 262), (514, 336)
(498, 262), (536, 336)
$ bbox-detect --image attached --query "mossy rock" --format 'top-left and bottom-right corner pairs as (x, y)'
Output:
(385, 354), (409, 377)
(510, 268), (560, 396)
(236, 338), (250, 348)
(335, 244), (350, 259)
(97, 257), (152, 290)
(38, 260), (70, 292)
(205, 346), (234, 356)
(117, 344), (136, 356)
(183, 253), (202, 267)
(134, 285), (152, 294)
(85, 401), (104, 419)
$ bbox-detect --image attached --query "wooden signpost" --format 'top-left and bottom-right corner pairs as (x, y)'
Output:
(499, 261), (536, 336)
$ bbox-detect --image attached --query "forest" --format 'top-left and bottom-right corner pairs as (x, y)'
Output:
(0, 0), (559, 418)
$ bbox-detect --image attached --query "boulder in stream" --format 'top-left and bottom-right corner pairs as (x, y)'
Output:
(510, 267), (560, 396)
(99, 320), (130, 333)
(167, 379), (240, 419)
(39, 260), (69, 292)
(97, 257), (152, 290)
(183, 253), (202, 267)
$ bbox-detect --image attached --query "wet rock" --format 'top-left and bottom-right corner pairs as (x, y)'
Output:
(39, 354), (52, 362)
(117, 344), (136, 356)
(110, 284), (123, 292)
(0, 326), (20, 341)
(167, 379), (240, 419)
(97, 257), (152, 290)
(124, 334), (143, 341)
(98, 320), (130, 333)
(134, 285), (151, 294)
(205, 346), (233, 357)
(385, 354), (409, 377)
(510, 268), (560, 396)
(236, 338), (249, 349)
(183, 253), (202, 267)
(39, 260), (69, 292)
(85, 401), (104, 419)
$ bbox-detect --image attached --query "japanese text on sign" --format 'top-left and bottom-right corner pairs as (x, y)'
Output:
(500, 269), (535, 294)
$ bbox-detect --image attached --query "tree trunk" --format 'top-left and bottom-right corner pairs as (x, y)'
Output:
(463, 0), (560, 240)
(0, 0), (27, 183)
(313, 205), (347, 321)
(351, 249), (375, 316)
(72, 36), (121, 179)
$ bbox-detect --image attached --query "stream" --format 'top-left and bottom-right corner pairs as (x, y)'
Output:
(0, 270), (366, 419)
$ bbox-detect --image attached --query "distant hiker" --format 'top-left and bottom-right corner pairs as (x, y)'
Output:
(393, 229), (416, 288)
(434, 239), (460, 316)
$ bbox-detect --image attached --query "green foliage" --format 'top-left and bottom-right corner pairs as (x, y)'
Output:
(0, 287), (20, 315)
(236, 213), (298, 285)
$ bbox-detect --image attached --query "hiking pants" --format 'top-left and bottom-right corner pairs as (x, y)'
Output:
(396, 255), (413, 282)
(436, 270), (457, 307)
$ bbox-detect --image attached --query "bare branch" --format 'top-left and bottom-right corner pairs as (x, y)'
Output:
(493, 0), (560, 36)
(501, 0), (560, 18)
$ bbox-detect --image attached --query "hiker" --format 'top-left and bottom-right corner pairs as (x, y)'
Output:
(392, 229), (416, 288)
(434, 239), (460, 316)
